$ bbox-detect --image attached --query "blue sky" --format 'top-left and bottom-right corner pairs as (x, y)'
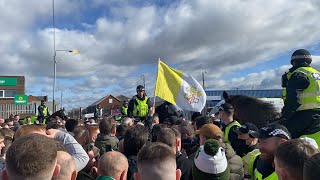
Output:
(1, 0), (320, 110)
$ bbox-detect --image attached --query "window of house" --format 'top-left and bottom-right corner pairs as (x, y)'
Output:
(3, 90), (16, 98)
(0, 90), (3, 97)
(109, 99), (113, 104)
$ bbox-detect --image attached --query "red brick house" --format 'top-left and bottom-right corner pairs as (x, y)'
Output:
(87, 95), (130, 116)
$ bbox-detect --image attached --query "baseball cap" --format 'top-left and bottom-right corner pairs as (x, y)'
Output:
(195, 124), (223, 139)
(258, 124), (291, 140)
(234, 123), (259, 138)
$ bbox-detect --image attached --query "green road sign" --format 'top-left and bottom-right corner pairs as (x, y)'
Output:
(0, 78), (17, 86)
(14, 94), (28, 105)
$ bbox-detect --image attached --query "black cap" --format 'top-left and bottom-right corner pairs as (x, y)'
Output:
(291, 49), (312, 65)
(136, 85), (145, 91)
(234, 123), (259, 138)
(219, 103), (234, 113)
(258, 124), (291, 140)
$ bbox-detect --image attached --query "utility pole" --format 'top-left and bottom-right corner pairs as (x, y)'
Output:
(60, 91), (63, 109)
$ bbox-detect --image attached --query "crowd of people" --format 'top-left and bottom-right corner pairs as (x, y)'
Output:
(0, 48), (319, 180)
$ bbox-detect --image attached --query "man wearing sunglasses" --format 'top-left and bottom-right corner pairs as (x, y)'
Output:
(128, 85), (151, 122)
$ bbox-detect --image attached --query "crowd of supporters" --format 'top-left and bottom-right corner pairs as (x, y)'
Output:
(0, 103), (319, 180)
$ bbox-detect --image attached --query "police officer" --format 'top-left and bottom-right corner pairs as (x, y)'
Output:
(235, 123), (260, 180)
(281, 49), (320, 144)
(219, 103), (246, 156)
(37, 100), (50, 124)
(121, 101), (128, 116)
(127, 85), (152, 121)
(254, 124), (291, 180)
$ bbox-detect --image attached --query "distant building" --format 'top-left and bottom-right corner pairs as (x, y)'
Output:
(86, 95), (130, 116)
(0, 76), (25, 104)
(205, 89), (283, 107)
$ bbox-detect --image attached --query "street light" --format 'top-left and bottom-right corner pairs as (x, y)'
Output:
(53, 49), (79, 112)
(202, 71), (208, 90)
(202, 71), (208, 115)
(139, 74), (146, 89)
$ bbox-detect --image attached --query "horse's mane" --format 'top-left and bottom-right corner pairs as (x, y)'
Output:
(223, 92), (280, 128)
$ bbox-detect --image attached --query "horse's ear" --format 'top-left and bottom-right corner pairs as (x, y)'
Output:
(223, 91), (229, 100)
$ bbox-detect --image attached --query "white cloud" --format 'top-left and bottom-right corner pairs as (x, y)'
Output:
(2, 0), (320, 109)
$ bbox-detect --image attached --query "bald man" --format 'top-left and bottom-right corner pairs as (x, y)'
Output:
(97, 151), (128, 180)
(53, 151), (77, 180)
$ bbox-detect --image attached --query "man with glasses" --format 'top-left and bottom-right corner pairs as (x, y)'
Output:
(128, 85), (151, 122)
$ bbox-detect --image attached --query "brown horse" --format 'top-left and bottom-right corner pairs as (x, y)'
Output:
(223, 91), (280, 128)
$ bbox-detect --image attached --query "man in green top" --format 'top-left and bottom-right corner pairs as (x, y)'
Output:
(128, 85), (151, 122)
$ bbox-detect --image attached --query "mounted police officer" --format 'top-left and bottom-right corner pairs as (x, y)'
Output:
(127, 85), (152, 122)
(37, 100), (50, 124)
(281, 49), (320, 145)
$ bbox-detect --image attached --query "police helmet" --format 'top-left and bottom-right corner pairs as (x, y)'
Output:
(136, 85), (145, 91)
(291, 49), (312, 66)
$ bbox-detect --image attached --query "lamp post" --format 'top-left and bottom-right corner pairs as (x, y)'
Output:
(53, 49), (79, 112)
(202, 71), (207, 90)
(139, 74), (146, 89)
(202, 71), (208, 115)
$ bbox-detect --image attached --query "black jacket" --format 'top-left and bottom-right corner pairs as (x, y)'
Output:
(282, 65), (310, 120)
(255, 156), (275, 179)
(126, 156), (138, 180)
(176, 151), (193, 180)
(224, 122), (247, 157)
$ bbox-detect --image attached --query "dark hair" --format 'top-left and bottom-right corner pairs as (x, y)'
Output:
(304, 153), (320, 180)
(65, 119), (79, 132)
(123, 125), (149, 156)
(191, 112), (202, 121)
(178, 121), (194, 139)
(73, 126), (89, 140)
(5, 134), (59, 178)
(151, 124), (162, 142)
(157, 128), (176, 148)
(275, 139), (319, 179)
(195, 116), (212, 130)
(137, 142), (175, 165)
(116, 124), (128, 140)
(99, 118), (113, 135)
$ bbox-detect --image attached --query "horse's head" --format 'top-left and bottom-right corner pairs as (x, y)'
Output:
(222, 91), (280, 128)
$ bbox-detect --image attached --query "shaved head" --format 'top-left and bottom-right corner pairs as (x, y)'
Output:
(98, 151), (128, 180)
(53, 151), (77, 180)
(135, 142), (181, 180)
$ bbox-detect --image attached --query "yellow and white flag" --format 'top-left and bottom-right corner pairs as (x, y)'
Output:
(155, 60), (206, 112)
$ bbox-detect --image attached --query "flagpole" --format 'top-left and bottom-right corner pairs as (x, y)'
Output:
(153, 58), (161, 108)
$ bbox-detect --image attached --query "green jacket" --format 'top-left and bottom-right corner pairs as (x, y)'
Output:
(94, 133), (119, 155)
